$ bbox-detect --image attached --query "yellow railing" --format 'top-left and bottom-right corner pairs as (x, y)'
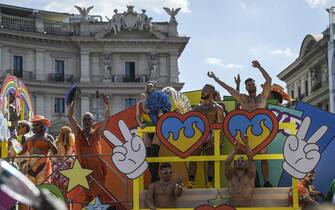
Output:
(135, 126), (300, 210)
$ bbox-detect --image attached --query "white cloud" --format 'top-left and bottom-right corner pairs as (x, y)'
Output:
(42, 0), (190, 19)
(305, 0), (331, 8)
(206, 57), (222, 65)
(239, 1), (247, 10)
(269, 48), (297, 58)
(206, 57), (243, 69)
(225, 63), (244, 69)
(250, 48), (260, 53)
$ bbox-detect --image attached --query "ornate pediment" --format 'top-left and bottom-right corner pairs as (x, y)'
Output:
(95, 5), (166, 39)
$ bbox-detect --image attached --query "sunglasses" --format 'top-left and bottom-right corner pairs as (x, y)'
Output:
(161, 170), (172, 175)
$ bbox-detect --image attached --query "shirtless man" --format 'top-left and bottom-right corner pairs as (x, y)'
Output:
(188, 84), (224, 188)
(208, 60), (273, 187)
(225, 136), (256, 206)
(145, 162), (183, 210)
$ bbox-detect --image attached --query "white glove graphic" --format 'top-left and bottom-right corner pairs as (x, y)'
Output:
(283, 116), (327, 179)
(103, 120), (148, 179)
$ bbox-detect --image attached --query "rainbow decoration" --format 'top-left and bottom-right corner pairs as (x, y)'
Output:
(0, 75), (34, 120)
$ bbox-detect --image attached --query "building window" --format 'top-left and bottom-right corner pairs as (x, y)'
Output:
(125, 98), (136, 107)
(305, 80), (308, 96)
(291, 90), (294, 98)
(54, 97), (65, 114)
(13, 55), (23, 78)
(55, 60), (65, 81)
(298, 87), (301, 100)
(124, 61), (135, 82)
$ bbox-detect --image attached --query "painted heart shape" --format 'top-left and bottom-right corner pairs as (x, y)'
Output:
(223, 109), (278, 155)
(194, 204), (236, 210)
(156, 111), (210, 158)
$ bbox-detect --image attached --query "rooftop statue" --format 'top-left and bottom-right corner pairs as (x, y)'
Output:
(163, 7), (181, 23)
(95, 5), (153, 38)
(74, 5), (94, 21)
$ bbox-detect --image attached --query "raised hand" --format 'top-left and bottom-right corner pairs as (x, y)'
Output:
(207, 71), (216, 79)
(68, 101), (75, 116)
(103, 120), (148, 179)
(283, 116), (327, 179)
(251, 60), (261, 69)
(234, 74), (241, 86)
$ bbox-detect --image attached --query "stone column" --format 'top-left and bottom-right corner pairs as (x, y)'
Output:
(80, 95), (90, 119)
(35, 94), (45, 115)
(293, 82), (298, 99)
(169, 52), (179, 83)
(301, 77), (306, 96)
(0, 10), (2, 26)
(80, 51), (90, 82)
(35, 49), (45, 80)
(308, 71), (311, 96)
(159, 55), (167, 76)
(45, 95), (52, 119)
(0, 44), (3, 73)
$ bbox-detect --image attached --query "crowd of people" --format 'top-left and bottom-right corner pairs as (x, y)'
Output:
(5, 93), (111, 207)
(3, 60), (334, 209)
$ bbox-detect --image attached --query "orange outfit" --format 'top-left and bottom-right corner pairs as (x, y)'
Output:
(25, 137), (52, 185)
(75, 128), (107, 201)
(288, 180), (310, 208)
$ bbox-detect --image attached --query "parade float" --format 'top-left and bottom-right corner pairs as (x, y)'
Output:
(0, 76), (334, 210)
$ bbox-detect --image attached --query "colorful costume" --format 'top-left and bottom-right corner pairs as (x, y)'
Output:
(20, 115), (56, 186)
(52, 126), (75, 191)
(25, 137), (53, 185)
(55, 126), (75, 157)
(288, 180), (310, 208)
(139, 102), (154, 127)
(76, 128), (106, 199)
(146, 90), (171, 125)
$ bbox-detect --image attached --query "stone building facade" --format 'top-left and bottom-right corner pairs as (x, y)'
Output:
(277, 31), (330, 111)
(0, 4), (189, 135)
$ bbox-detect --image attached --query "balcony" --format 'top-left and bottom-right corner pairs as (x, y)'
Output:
(0, 14), (73, 36)
(48, 73), (74, 82)
(0, 14), (35, 32)
(44, 21), (73, 36)
(1, 69), (33, 80)
(91, 74), (148, 83)
(113, 74), (148, 83)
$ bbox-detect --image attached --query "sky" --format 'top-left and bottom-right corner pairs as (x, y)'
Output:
(1, 0), (335, 95)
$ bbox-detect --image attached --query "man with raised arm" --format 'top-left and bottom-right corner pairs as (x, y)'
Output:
(225, 136), (256, 207)
(208, 60), (273, 187)
(67, 95), (110, 202)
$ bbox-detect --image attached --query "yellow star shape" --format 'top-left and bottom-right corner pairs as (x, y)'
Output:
(59, 159), (93, 192)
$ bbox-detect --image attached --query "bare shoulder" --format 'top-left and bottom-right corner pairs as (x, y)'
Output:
(240, 94), (249, 100)
(256, 93), (267, 101)
(214, 102), (224, 111)
(147, 183), (156, 193)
